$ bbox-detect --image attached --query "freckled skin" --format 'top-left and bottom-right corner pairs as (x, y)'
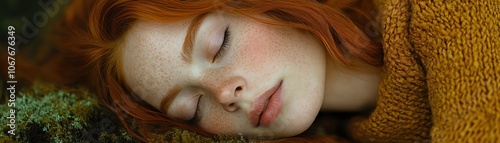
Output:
(121, 13), (326, 138)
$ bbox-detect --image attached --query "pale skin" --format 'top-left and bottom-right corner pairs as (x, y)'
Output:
(121, 12), (380, 139)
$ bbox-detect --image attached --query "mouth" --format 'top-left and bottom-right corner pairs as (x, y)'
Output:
(248, 81), (284, 127)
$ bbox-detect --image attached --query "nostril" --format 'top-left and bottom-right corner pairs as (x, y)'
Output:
(229, 103), (234, 107)
(236, 86), (242, 91)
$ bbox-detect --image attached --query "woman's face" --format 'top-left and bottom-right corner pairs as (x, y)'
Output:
(121, 12), (326, 138)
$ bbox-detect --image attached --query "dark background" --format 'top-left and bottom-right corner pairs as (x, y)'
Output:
(1, 0), (68, 61)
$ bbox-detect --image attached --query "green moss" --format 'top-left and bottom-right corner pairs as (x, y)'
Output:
(149, 128), (248, 143)
(0, 83), (140, 142)
(0, 136), (17, 143)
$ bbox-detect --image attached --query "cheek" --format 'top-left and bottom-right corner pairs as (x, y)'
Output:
(198, 103), (238, 134)
(123, 43), (167, 108)
(232, 26), (287, 78)
(240, 37), (273, 68)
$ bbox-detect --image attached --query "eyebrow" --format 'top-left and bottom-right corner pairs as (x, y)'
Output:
(160, 85), (181, 114)
(181, 13), (209, 63)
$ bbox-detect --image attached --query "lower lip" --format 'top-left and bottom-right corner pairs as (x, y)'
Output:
(258, 82), (284, 127)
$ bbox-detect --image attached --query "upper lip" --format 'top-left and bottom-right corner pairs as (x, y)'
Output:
(247, 81), (282, 127)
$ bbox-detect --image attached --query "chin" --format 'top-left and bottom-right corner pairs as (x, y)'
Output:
(269, 103), (321, 138)
(273, 85), (324, 138)
(257, 118), (314, 139)
(247, 109), (316, 139)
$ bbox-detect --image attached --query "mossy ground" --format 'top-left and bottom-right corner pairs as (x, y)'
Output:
(0, 83), (138, 142)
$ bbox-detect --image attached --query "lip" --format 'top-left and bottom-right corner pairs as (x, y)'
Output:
(248, 81), (284, 127)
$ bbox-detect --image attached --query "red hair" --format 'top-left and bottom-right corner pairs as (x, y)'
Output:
(52, 0), (381, 142)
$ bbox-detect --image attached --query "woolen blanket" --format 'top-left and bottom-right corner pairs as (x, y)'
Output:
(349, 0), (500, 142)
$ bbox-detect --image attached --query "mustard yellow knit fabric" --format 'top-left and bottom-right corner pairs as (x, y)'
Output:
(350, 0), (500, 142)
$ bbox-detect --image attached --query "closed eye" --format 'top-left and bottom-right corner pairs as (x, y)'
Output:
(213, 26), (230, 62)
(189, 95), (202, 124)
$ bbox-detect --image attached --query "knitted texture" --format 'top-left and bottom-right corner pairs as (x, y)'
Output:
(350, 0), (500, 142)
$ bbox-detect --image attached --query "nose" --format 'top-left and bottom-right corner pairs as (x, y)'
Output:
(207, 76), (246, 112)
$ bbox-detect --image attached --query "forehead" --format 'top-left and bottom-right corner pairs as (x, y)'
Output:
(121, 19), (192, 109)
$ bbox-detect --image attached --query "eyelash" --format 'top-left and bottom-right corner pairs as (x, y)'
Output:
(213, 27), (230, 61)
(189, 95), (202, 124)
